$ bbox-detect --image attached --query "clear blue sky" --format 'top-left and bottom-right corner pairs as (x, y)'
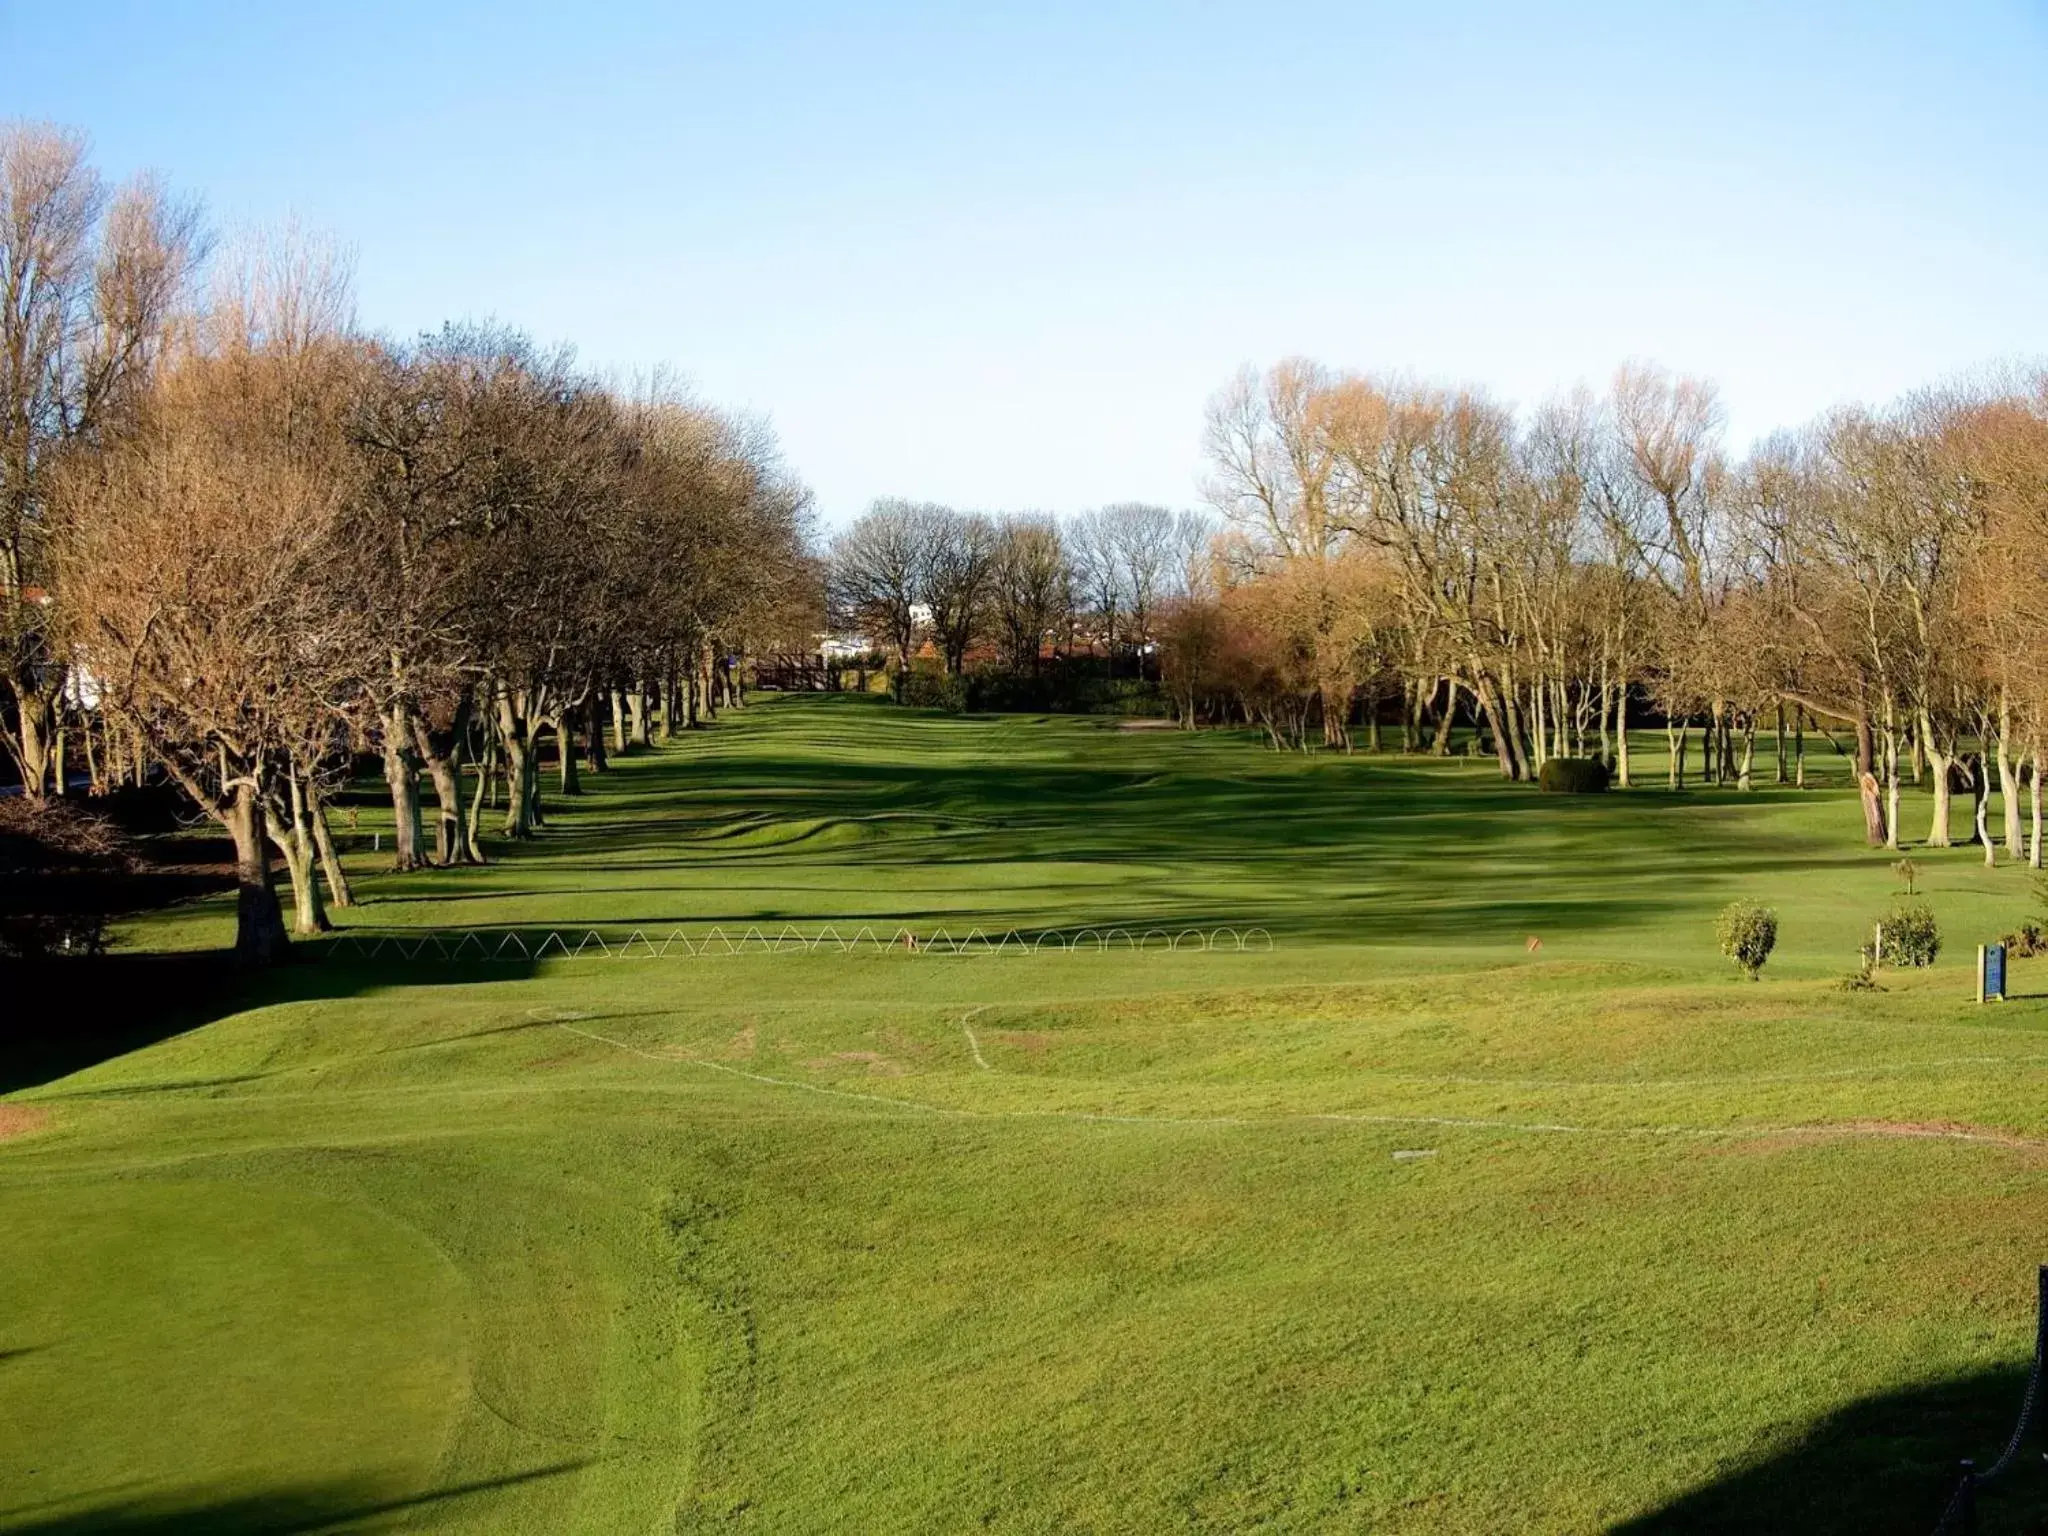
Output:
(6, 2), (2045, 523)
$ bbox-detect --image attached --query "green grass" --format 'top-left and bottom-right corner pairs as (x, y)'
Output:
(5, 696), (2048, 1533)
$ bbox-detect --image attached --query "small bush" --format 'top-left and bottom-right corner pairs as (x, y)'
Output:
(1835, 965), (1883, 993)
(1876, 902), (1940, 968)
(1999, 922), (2047, 959)
(1537, 757), (1611, 794)
(1717, 901), (1778, 980)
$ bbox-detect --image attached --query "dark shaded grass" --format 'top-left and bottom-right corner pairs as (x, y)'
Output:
(1614, 1364), (2048, 1534)
(0, 1461), (588, 1535)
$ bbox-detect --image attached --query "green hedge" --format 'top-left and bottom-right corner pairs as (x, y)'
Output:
(897, 660), (1171, 717)
(1536, 757), (1611, 794)
(902, 670), (969, 713)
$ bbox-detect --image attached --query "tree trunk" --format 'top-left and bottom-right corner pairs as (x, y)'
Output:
(1922, 711), (1954, 848)
(1883, 708), (1902, 851)
(585, 692), (610, 771)
(2032, 747), (2044, 870)
(412, 696), (473, 865)
(225, 782), (290, 965)
(523, 718), (547, 831)
(1794, 705), (1806, 789)
(1667, 719), (1685, 790)
(308, 779), (354, 909)
(498, 691), (535, 838)
(1998, 692), (2024, 859)
(82, 715), (104, 795)
(1974, 756), (1995, 866)
(381, 705), (428, 871)
(629, 683), (650, 748)
(509, 742), (537, 834)
(1432, 679), (1456, 756)
(276, 773), (330, 935)
(423, 749), (465, 863)
(1319, 684), (1349, 753)
(1737, 723), (1755, 791)
(1596, 662), (1613, 766)
(1774, 702), (1787, 785)
(1859, 770), (1886, 846)
(9, 688), (53, 799)
(464, 732), (494, 864)
(1476, 676), (1520, 780)
(1614, 681), (1631, 787)
(554, 706), (580, 796)
(1502, 680), (1534, 779)
(610, 688), (628, 753)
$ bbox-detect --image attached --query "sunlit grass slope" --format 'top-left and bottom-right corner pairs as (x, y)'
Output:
(5, 696), (2048, 1533)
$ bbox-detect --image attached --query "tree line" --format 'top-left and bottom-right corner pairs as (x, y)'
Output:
(1175, 357), (2048, 862)
(827, 498), (1217, 688)
(2, 124), (812, 962)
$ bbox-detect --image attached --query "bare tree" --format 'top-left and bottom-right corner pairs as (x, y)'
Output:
(0, 123), (202, 798)
(831, 499), (929, 695)
(1067, 508), (1126, 675)
(919, 506), (996, 675)
(1104, 502), (1176, 671)
(989, 514), (1068, 672)
(54, 276), (363, 960)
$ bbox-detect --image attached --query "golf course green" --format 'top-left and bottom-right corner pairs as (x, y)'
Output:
(4, 696), (2046, 1533)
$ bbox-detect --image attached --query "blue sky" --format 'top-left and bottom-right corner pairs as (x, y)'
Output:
(6, 1), (2045, 522)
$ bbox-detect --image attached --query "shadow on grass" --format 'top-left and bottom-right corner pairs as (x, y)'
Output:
(410, 728), (1817, 946)
(0, 948), (538, 1096)
(0, 1459), (588, 1534)
(1613, 1363), (2048, 1534)
(4, 697), (1899, 1087)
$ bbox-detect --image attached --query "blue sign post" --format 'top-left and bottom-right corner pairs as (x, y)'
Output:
(1979, 942), (2008, 1004)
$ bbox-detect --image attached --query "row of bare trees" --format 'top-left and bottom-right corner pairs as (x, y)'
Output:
(2, 123), (813, 962)
(827, 498), (1214, 683)
(1181, 357), (2048, 860)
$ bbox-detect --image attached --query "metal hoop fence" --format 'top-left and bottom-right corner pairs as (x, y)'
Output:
(316, 923), (1276, 962)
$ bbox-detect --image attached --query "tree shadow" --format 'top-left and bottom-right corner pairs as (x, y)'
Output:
(3, 698), (1915, 1090)
(0, 1459), (588, 1534)
(0, 949), (538, 1096)
(1612, 1363), (2048, 1534)
(505, 720), (1844, 945)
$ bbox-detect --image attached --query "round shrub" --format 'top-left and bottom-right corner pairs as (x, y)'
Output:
(1717, 901), (1778, 980)
(1537, 757), (1611, 794)
(1877, 902), (1939, 968)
